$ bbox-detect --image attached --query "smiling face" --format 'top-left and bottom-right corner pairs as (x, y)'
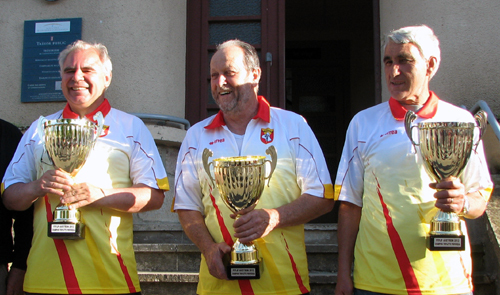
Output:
(61, 48), (111, 116)
(210, 46), (261, 114)
(383, 41), (435, 105)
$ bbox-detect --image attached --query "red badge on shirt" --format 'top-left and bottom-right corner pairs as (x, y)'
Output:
(261, 128), (274, 144)
(100, 125), (110, 137)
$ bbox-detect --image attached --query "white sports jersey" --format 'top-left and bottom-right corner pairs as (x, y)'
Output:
(174, 96), (333, 295)
(2, 99), (169, 294)
(335, 92), (493, 294)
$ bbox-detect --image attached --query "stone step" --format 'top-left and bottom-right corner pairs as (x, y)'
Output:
(134, 223), (338, 273)
(134, 223), (338, 294)
(138, 270), (337, 295)
(134, 243), (338, 273)
(133, 223), (337, 244)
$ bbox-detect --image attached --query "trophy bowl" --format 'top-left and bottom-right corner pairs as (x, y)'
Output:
(214, 156), (267, 214)
(202, 146), (277, 279)
(43, 119), (99, 176)
(38, 112), (104, 239)
(405, 110), (486, 250)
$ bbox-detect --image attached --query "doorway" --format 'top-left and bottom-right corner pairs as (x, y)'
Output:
(285, 0), (379, 222)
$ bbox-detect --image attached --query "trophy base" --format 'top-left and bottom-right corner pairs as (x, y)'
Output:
(227, 264), (260, 280)
(428, 234), (465, 251)
(48, 222), (85, 239)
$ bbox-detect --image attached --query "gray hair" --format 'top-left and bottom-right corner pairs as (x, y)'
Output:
(216, 39), (260, 71)
(385, 25), (441, 77)
(58, 40), (113, 76)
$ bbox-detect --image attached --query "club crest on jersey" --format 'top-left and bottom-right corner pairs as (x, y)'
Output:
(99, 125), (110, 137)
(261, 128), (274, 144)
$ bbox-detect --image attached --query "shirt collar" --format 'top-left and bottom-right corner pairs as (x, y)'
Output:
(389, 91), (439, 120)
(62, 98), (111, 123)
(205, 96), (271, 129)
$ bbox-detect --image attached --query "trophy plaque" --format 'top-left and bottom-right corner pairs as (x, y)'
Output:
(405, 110), (487, 251)
(202, 146), (277, 279)
(38, 112), (104, 239)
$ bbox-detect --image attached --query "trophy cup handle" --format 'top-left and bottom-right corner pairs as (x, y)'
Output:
(264, 145), (277, 186)
(37, 116), (48, 142)
(404, 110), (419, 147)
(93, 111), (105, 139)
(473, 110), (488, 152)
(202, 148), (216, 187)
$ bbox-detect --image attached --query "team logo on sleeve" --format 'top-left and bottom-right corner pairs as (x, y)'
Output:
(261, 128), (274, 144)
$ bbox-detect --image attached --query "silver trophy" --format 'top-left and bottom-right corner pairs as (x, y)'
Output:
(405, 110), (487, 251)
(202, 146), (277, 279)
(38, 112), (104, 239)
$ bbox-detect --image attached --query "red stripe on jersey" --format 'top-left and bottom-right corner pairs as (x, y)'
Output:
(209, 187), (254, 294)
(105, 219), (137, 293)
(209, 186), (233, 246)
(44, 195), (53, 221)
(113, 248), (137, 293)
(44, 196), (82, 294)
(375, 181), (422, 294)
(283, 233), (309, 294)
(238, 279), (255, 295)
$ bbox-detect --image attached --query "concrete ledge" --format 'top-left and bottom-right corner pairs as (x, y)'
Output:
(483, 174), (500, 292)
(138, 271), (337, 284)
(147, 125), (186, 147)
(486, 175), (500, 241)
(306, 244), (339, 253)
(139, 271), (199, 283)
(134, 243), (338, 254)
(135, 221), (338, 231)
(309, 271), (337, 284)
(134, 222), (184, 232)
(134, 243), (200, 252)
(134, 222), (338, 245)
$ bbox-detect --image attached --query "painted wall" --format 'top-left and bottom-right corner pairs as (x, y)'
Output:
(0, 0), (186, 128)
(380, 0), (500, 117)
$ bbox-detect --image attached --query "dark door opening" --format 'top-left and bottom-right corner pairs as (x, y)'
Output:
(285, 0), (379, 222)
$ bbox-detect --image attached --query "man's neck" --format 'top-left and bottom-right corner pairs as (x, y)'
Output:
(223, 98), (259, 135)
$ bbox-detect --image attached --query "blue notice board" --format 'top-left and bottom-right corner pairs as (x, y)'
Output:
(21, 18), (82, 102)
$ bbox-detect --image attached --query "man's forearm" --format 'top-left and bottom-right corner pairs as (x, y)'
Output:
(3, 182), (40, 211)
(464, 190), (488, 219)
(337, 201), (361, 278)
(178, 209), (217, 253)
(272, 193), (335, 229)
(95, 184), (165, 213)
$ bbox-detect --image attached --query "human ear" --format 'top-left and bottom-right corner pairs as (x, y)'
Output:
(427, 57), (438, 78)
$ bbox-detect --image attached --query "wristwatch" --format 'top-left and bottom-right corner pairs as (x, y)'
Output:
(459, 196), (470, 217)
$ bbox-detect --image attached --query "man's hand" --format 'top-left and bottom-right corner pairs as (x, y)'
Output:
(231, 207), (279, 244)
(61, 182), (105, 210)
(35, 169), (74, 198)
(430, 177), (466, 214)
(3, 169), (74, 211)
(178, 209), (232, 280)
(6, 267), (25, 295)
(334, 274), (354, 295)
(202, 242), (232, 280)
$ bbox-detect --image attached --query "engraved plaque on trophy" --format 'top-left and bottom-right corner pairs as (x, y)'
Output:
(202, 146), (277, 279)
(405, 110), (487, 250)
(38, 112), (103, 239)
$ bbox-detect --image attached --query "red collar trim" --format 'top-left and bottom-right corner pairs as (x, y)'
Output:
(253, 96), (271, 122)
(389, 91), (439, 120)
(62, 99), (111, 123)
(205, 96), (271, 129)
